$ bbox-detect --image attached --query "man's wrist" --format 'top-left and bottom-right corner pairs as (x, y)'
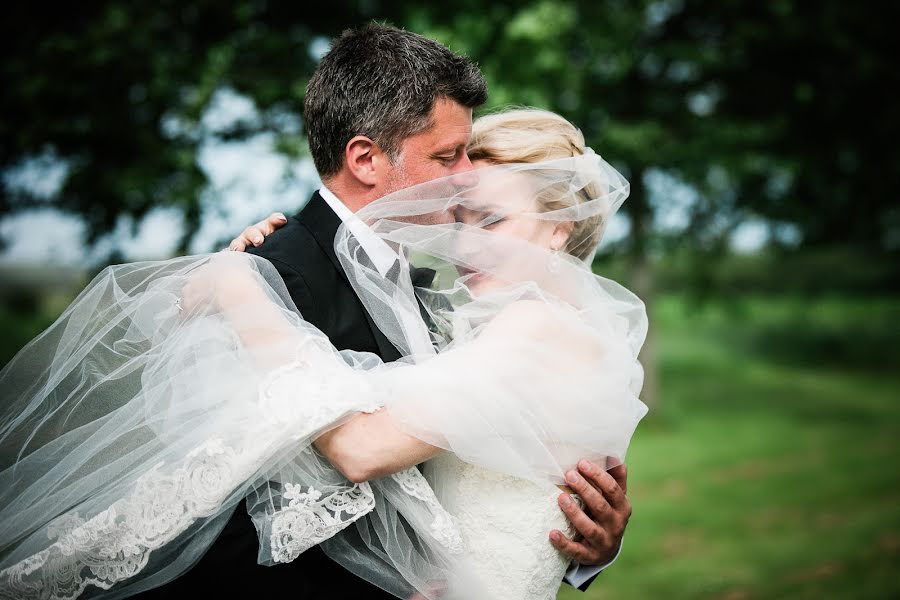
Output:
(563, 538), (623, 589)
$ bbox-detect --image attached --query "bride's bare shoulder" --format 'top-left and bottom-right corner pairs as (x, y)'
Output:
(484, 300), (602, 358)
(486, 300), (570, 338)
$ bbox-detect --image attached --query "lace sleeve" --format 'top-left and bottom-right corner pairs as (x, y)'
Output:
(247, 345), (387, 565)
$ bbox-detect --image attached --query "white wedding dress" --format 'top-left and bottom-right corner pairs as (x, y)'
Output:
(425, 454), (575, 600)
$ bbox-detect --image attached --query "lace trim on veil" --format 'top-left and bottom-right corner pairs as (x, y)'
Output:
(268, 482), (376, 564)
(0, 339), (468, 600)
(0, 355), (384, 599)
(2, 438), (251, 600)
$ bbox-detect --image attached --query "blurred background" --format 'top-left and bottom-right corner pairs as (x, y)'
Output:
(1, 1), (898, 597)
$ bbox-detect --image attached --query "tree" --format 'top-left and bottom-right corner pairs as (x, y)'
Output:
(1, 1), (406, 250)
(4, 1), (896, 257)
(6, 1), (896, 407)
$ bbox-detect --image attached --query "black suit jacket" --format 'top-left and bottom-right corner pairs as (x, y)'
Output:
(130, 192), (399, 599)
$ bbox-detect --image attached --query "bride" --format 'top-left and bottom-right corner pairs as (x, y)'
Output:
(0, 109), (647, 599)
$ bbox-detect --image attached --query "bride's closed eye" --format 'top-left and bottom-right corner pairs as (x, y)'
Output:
(482, 215), (506, 229)
(453, 205), (504, 228)
(453, 205), (481, 225)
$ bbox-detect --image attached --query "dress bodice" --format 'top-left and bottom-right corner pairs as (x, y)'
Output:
(425, 454), (574, 600)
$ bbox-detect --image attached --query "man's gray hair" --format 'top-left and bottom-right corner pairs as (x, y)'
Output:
(304, 23), (488, 177)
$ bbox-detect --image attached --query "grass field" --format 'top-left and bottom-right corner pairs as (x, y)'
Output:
(559, 295), (900, 599)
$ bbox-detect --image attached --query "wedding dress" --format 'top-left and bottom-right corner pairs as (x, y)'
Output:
(424, 453), (576, 600)
(0, 153), (647, 599)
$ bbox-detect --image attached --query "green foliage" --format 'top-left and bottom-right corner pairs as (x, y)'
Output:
(0, 2), (406, 250)
(0, 295), (67, 367)
(594, 245), (900, 297)
(3, 1), (897, 269)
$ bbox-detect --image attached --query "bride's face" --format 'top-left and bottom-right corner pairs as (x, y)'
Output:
(452, 160), (567, 296)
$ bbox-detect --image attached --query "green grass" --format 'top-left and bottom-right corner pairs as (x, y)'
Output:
(559, 295), (900, 599)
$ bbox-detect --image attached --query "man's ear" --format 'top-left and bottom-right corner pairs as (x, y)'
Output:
(345, 136), (387, 187)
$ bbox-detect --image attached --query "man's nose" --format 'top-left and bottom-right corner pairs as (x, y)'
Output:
(448, 153), (479, 188)
(433, 209), (456, 225)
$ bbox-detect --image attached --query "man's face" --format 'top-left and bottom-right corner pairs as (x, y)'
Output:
(381, 97), (476, 200)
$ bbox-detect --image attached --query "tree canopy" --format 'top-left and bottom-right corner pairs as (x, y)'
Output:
(2, 1), (897, 272)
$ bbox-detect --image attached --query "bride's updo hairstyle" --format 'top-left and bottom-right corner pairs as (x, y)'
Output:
(467, 108), (605, 261)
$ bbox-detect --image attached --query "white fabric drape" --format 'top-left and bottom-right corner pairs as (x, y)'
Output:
(1, 152), (647, 599)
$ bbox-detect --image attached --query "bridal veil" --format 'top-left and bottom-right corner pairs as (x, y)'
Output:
(0, 151), (647, 599)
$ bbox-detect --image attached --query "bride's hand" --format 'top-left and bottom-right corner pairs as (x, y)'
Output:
(227, 212), (287, 251)
(549, 459), (631, 567)
(181, 254), (301, 368)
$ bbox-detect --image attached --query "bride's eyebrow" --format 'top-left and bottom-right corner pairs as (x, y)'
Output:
(459, 199), (501, 212)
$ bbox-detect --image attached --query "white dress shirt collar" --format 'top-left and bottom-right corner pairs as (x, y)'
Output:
(318, 185), (436, 358)
(318, 185), (398, 276)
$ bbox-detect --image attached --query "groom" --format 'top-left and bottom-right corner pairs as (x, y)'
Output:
(141, 24), (631, 599)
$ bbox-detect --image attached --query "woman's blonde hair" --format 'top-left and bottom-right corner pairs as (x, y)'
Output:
(467, 108), (604, 260)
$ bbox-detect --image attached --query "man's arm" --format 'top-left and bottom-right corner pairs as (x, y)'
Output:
(564, 541), (623, 590)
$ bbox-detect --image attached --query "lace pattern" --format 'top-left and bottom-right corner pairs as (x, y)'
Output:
(269, 482), (376, 564)
(1, 438), (251, 600)
(391, 468), (464, 555)
(426, 454), (574, 600)
(1, 352), (384, 600)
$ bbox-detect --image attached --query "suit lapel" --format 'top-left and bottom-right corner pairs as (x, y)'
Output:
(296, 192), (345, 275)
(297, 192), (402, 362)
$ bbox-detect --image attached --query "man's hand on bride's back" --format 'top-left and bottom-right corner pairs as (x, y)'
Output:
(227, 212), (287, 252)
(550, 459), (631, 567)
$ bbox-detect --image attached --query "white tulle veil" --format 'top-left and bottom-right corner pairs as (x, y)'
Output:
(0, 151), (647, 599)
